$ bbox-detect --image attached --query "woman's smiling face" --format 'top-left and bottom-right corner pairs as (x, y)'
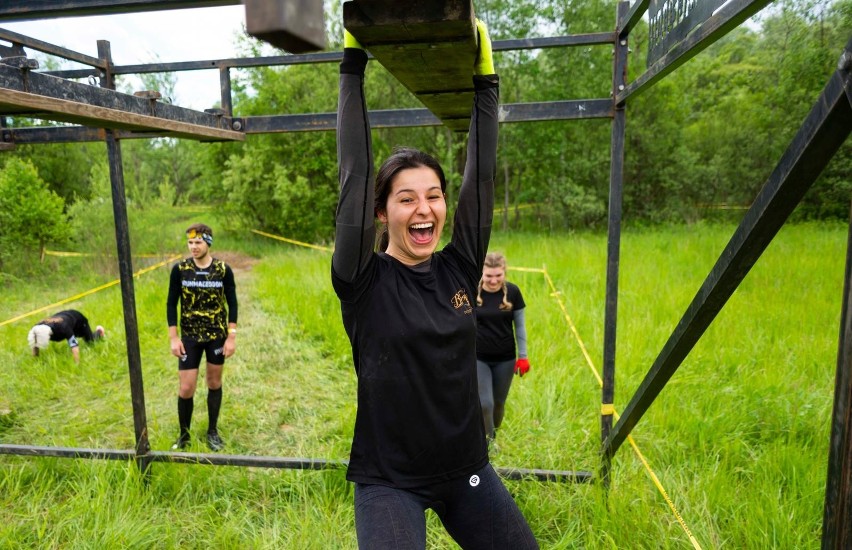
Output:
(377, 166), (447, 266)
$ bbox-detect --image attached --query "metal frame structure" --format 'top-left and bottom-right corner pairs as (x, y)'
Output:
(0, 2), (611, 485)
(0, 2), (850, 545)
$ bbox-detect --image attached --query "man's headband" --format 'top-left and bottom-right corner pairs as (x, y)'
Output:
(187, 229), (213, 246)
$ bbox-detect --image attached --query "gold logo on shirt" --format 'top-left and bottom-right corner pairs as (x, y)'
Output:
(451, 289), (473, 315)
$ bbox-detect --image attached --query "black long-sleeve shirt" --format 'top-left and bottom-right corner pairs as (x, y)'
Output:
(166, 258), (237, 342)
(38, 310), (94, 344)
(332, 48), (499, 488)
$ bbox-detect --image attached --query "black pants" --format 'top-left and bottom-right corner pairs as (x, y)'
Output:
(477, 359), (516, 439)
(354, 463), (538, 549)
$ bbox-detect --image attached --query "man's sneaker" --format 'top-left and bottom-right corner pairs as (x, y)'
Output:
(171, 433), (190, 450)
(207, 431), (225, 452)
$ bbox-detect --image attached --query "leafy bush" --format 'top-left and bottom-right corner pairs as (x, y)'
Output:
(0, 157), (69, 271)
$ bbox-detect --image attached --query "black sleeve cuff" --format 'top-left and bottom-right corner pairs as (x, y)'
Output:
(473, 74), (499, 90)
(340, 48), (369, 75)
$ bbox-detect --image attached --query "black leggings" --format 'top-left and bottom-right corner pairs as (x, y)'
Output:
(354, 464), (538, 549)
(477, 359), (515, 439)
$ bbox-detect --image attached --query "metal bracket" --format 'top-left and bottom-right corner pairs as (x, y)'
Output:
(133, 90), (162, 100)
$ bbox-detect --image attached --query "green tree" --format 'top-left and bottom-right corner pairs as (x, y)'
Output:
(0, 157), (70, 269)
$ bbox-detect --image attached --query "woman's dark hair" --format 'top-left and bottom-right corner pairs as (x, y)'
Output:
(374, 147), (447, 252)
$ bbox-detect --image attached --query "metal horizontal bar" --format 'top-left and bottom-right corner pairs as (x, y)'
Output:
(0, 27), (103, 68)
(497, 468), (594, 483)
(0, 63), (243, 140)
(46, 52), (349, 79)
(147, 451), (349, 470)
(618, 0), (649, 37)
(616, 0), (771, 104)
(0, 1), (240, 21)
(3, 98), (613, 143)
(1, 125), (164, 143)
(242, 100), (612, 133)
(0, 444), (136, 460)
(0, 445), (592, 483)
(494, 34), (616, 50)
(603, 55), (852, 458)
(502, 99), (613, 122)
(44, 35), (613, 80)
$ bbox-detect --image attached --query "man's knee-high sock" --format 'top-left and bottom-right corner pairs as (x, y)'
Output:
(207, 387), (222, 433)
(178, 396), (193, 436)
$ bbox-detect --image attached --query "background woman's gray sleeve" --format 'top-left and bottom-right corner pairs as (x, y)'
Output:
(333, 48), (375, 283)
(513, 307), (528, 359)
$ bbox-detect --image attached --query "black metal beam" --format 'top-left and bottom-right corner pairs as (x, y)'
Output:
(0, 444), (592, 483)
(99, 38), (151, 471)
(2, 99), (613, 143)
(495, 468), (593, 483)
(0, 445), (135, 460)
(46, 52), (346, 80)
(0, 63), (242, 140)
(1, 126), (165, 143)
(242, 100), (613, 133)
(147, 451), (348, 470)
(0, 1), (240, 21)
(603, 45), (852, 458)
(822, 199), (852, 549)
(495, 34), (615, 49)
(44, 36), (613, 79)
(601, 1), (629, 489)
(616, 0), (771, 105)
(618, 0), (649, 37)
(0, 27), (103, 68)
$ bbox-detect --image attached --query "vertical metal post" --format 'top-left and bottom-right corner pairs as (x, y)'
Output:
(601, 2), (629, 489)
(98, 40), (152, 475)
(219, 65), (232, 115)
(821, 200), (852, 549)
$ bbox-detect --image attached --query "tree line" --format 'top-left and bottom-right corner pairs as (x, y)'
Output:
(1, 0), (849, 270)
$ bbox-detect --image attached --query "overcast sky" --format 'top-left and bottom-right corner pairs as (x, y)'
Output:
(2, 5), (252, 110)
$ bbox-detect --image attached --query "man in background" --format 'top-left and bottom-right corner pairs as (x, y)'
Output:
(167, 223), (238, 452)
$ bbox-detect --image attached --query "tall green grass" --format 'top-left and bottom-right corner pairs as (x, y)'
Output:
(0, 221), (844, 548)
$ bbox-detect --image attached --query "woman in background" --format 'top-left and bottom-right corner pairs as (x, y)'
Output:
(475, 252), (530, 447)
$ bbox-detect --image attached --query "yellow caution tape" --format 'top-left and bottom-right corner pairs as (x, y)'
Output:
(542, 268), (603, 387)
(44, 250), (92, 257)
(251, 229), (332, 252)
(45, 250), (175, 259)
(544, 267), (702, 550)
(0, 254), (180, 328)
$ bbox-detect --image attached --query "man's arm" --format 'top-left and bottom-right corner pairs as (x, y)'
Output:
(223, 265), (237, 358)
(168, 325), (184, 358)
(68, 336), (81, 363)
(167, 264), (184, 358)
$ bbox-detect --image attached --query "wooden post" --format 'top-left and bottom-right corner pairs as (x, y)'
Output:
(343, 0), (478, 131)
(245, 0), (326, 53)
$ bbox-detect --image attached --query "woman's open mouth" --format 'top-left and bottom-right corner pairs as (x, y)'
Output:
(409, 222), (434, 245)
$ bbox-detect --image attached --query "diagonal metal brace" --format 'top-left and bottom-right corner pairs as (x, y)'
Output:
(603, 39), (852, 459)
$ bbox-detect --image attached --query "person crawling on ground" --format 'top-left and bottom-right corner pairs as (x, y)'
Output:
(27, 309), (105, 363)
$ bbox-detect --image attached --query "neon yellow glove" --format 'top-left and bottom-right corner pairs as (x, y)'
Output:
(474, 18), (495, 75)
(344, 29), (363, 50)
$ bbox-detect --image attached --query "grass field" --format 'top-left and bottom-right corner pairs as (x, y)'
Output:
(0, 220), (845, 548)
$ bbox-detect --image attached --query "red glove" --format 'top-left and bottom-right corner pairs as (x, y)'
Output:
(514, 358), (530, 377)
